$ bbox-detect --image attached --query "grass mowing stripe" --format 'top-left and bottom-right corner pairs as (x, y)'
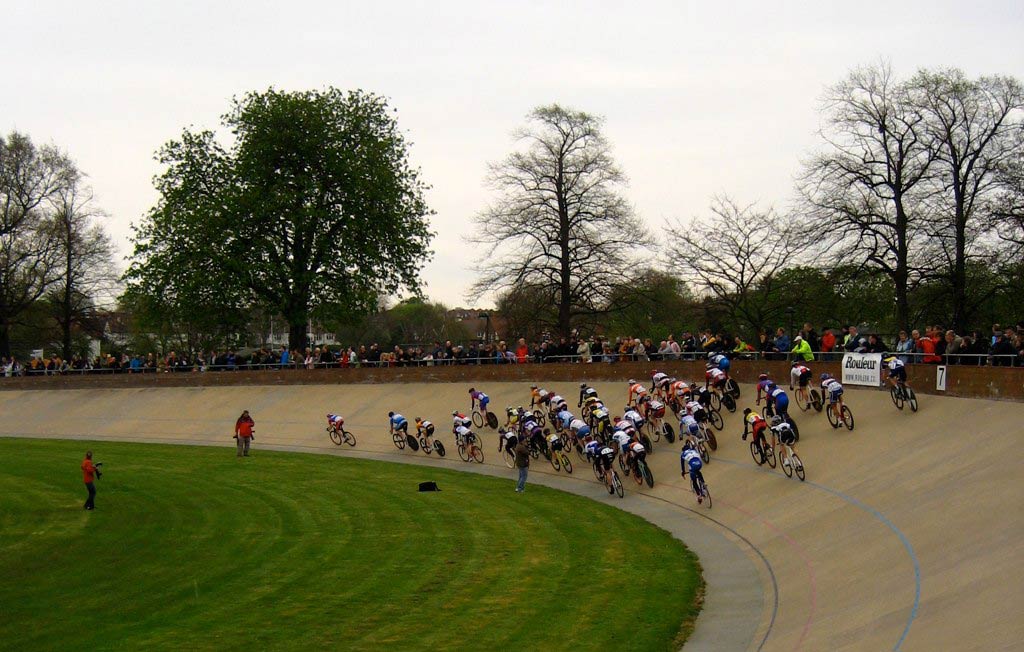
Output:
(0, 439), (701, 651)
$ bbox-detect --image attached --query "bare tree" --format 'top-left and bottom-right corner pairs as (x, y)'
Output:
(668, 196), (812, 336)
(47, 172), (119, 359)
(0, 132), (73, 357)
(799, 63), (938, 331)
(913, 69), (1024, 330)
(989, 124), (1024, 249)
(469, 105), (651, 337)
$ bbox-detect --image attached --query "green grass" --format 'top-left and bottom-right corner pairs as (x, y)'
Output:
(0, 438), (702, 651)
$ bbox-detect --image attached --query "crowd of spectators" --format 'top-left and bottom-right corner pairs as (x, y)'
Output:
(5, 321), (1024, 377)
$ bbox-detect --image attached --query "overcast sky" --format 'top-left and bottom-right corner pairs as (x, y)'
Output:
(4, 1), (1022, 308)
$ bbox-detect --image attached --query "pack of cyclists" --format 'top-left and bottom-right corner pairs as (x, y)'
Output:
(339, 361), (885, 501)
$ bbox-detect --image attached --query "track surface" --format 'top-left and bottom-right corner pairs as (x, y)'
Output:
(1, 381), (1021, 651)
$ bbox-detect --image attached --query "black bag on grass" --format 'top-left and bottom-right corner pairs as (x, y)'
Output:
(419, 481), (440, 492)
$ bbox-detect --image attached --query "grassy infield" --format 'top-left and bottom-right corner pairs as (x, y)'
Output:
(0, 439), (702, 651)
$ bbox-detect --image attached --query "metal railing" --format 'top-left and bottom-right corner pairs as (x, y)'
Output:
(3, 349), (1020, 379)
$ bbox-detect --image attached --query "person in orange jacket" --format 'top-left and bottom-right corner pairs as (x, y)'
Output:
(82, 451), (98, 510)
(235, 410), (255, 457)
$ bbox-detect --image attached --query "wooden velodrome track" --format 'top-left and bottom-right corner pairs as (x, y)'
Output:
(0, 380), (1020, 651)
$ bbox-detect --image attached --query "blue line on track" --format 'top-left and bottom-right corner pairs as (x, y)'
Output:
(716, 458), (921, 650)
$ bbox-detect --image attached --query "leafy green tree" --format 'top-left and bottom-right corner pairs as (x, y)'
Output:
(605, 271), (697, 343)
(126, 88), (434, 351)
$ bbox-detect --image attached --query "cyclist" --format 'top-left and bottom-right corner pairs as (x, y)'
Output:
(708, 350), (730, 374)
(623, 405), (646, 433)
(451, 410), (472, 432)
(667, 378), (689, 412)
(583, 434), (601, 462)
(590, 402), (612, 439)
(613, 414), (636, 437)
(558, 408), (576, 432)
(546, 429), (564, 455)
(686, 397), (709, 431)
(769, 416), (800, 469)
(582, 394), (603, 420)
(568, 416), (592, 442)
(530, 385), (552, 409)
(498, 426), (519, 456)
(741, 408), (770, 456)
(578, 383), (599, 408)
(388, 411), (409, 437)
(627, 379), (648, 406)
(755, 373), (773, 404)
(883, 355), (908, 391)
(521, 410), (545, 452)
(790, 361), (812, 392)
(705, 363), (727, 393)
(821, 373), (847, 427)
(415, 416), (435, 440)
(469, 388), (490, 414)
(456, 423), (481, 459)
(680, 441), (707, 503)
(327, 413), (346, 433)
(550, 393), (568, 415)
(679, 411), (700, 445)
(762, 383), (791, 421)
(651, 370), (672, 398)
(503, 405), (520, 429)
(595, 442), (618, 491)
(611, 427), (634, 469)
(628, 438), (648, 474)
(639, 395), (666, 424)
(689, 383), (714, 411)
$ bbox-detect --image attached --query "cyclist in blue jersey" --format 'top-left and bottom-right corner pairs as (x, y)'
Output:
(388, 411), (409, 436)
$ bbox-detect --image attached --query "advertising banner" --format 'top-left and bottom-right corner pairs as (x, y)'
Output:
(841, 352), (883, 386)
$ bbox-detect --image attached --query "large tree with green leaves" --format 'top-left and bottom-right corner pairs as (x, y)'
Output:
(126, 88), (434, 351)
(470, 105), (651, 337)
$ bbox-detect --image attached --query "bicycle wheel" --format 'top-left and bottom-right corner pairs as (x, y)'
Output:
(697, 441), (709, 464)
(593, 462), (605, 482)
(342, 430), (356, 447)
(502, 447), (514, 468)
(723, 394), (736, 413)
(706, 429), (718, 451)
(617, 452), (628, 473)
(472, 446), (484, 463)
(890, 385), (905, 410)
(782, 452), (794, 477)
(842, 406), (855, 430)
(434, 441), (446, 457)
(761, 405), (771, 420)
(486, 412), (499, 429)
(643, 461), (654, 488)
(641, 433), (654, 454)
(421, 438), (431, 454)
(749, 441), (763, 465)
(764, 445), (777, 468)
(797, 390), (810, 411)
(533, 409), (546, 426)
(907, 388), (918, 412)
(392, 432), (406, 450)
(561, 453), (573, 474)
(827, 403), (839, 428)
(550, 451), (561, 471)
(664, 423), (676, 443)
(726, 378), (740, 398)
(529, 445), (539, 460)
(328, 426), (342, 446)
(632, 463), (644, 485)
(458, 443), (469, 462)
(613, 471), (624, 498)
(793, 454), (806, 481)
(472, 411), (484, 428)
(649, 423), (660, 442)
(809, 389), (823, 412)
(702, 482), (712, 508)
(709, 409), (724, 431)
(710, 392), (722, 412)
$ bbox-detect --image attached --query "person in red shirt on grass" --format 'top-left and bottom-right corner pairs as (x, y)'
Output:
(82, 451), (98, 510)
(235, 410), (255, 457)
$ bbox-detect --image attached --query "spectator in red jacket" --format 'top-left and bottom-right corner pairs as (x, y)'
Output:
(82, 451), (97, 510)
(235, 410), (255, 457)
(917, 333), (941, 363)
(515, 338), (529, 364)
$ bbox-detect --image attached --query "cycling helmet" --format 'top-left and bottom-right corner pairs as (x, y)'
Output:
(530, 384), (537, 389)
(791, 360), (801, 367)
(743, 407), (752, 416)
(682, 440), (693, 451)
(468, 387), (475, 393)
(388, 411), (394, 417)
(820, 373), (831, 380)
(771, 415), (783, 426)
(415, 416), (421, 422)
(628, 378), (636, 385)
(758, 373), (768, 380)
(452, 410), (459, 416)
(689, 382), (698, 389)
(517, 406), (524, 412)
(580, 383), (587, 388)
(624, 406), (632, 414)
(707, 351), (714, 359)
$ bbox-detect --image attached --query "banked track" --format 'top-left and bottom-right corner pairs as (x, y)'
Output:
(0, 381), (1020, 651)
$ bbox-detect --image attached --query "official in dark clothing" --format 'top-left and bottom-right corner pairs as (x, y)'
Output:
(82, 451), (97, 510)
